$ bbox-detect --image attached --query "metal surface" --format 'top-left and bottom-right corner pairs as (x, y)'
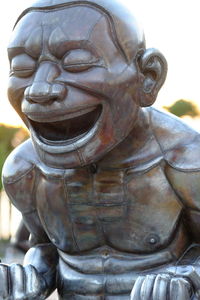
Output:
(2, 0), (200, 299)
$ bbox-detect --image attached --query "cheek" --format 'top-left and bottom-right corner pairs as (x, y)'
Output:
(108, 66), (139, 110)
(7, 76), (34, 126)
(59, 65), (136, 99)
(103, 64), (139, 99)
(59, 68), (107, 92)
(8, 77), (31, 108)
(107, 67), (139, 134)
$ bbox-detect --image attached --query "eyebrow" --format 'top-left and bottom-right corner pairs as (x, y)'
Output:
(7, 47), (38, 60)
(49, 39), (101, 58)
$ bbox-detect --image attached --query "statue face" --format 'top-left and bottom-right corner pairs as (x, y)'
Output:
(8, 5), (140, 168)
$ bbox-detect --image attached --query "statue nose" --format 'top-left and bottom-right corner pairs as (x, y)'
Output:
(25, 62), (67, 103)
(25, 82), (67, 103)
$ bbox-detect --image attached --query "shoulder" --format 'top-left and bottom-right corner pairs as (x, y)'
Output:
(149, 107), (200, 171)
(2, 138), (39, 184)
(2, 139), (39, 213)
(149, 108), (200, 210)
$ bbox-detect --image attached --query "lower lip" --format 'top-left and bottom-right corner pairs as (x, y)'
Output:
(30, 107), (104, 154)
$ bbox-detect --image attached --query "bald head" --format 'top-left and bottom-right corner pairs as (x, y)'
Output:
(15, 0), (145, 62)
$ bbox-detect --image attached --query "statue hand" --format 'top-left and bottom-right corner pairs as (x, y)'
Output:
(167, 265), (200, 299)
(0, 263), (46, 299)
(130, 273), (192, 300)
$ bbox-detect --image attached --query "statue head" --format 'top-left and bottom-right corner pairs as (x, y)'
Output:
(7, 0), (167, 169)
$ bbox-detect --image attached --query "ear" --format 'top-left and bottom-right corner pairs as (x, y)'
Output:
(137, 48), (168, 107)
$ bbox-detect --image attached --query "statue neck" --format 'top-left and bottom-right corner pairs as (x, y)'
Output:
(98, 107), (160, 169)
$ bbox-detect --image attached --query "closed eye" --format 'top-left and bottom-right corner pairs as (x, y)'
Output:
(10, 53), (36, 78)
(10, 67), (35, 78)
(63, 62), (103, 73)
(62, 49), (104, 73)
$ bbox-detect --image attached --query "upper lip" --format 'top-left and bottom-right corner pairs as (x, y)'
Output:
(24, 105), (99, 123)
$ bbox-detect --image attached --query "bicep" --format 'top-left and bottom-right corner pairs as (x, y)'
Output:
(3, 169), (49, 246)
(165, 166), (200, 210)
(22, 210), (50, 246)
(165, 165), (200, 242)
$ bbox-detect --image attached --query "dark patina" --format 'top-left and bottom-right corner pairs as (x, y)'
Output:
(2, 0), (200, 299)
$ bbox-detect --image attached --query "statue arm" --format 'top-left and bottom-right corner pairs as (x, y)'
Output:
(23, 242), (58, 299)
(1, 194), (58, 299)
(22, 210), (59, 299)
(2, 207), (58, 299)
(0, 243), (58, 300)
(130, 165), (200, 300)
(2, 152), (58, 299)
(160, 164), (200, 299)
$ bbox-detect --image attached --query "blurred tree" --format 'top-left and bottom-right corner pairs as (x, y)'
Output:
(0, 125), (29, 242)
(0, 125), (29, 191)
(164, 99), (199, 118)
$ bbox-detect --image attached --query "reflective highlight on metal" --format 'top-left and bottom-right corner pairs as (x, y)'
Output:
(2, 0), (200, 299)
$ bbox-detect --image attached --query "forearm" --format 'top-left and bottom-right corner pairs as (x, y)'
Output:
(0, 243), (58, 300)
(24, 243), (59, 298)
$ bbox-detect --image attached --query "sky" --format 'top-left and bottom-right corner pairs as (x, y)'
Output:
(0, 0), (200, 126)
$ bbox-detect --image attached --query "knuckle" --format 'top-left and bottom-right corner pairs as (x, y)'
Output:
(174, 277), (189, 283)
(146, 274), (156, 280)
(0, 264), (9, 297)
(10, 263), (21, 268)
(157, 273), (170, 279)
(0, 263), (9, 271)
(171, 276), (191, 289)
(24, 265), (43, 297)
(10, 263), (24, 275)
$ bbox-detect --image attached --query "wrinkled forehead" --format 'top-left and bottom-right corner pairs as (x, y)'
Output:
(19, 6), (102, 38)
(8, 6), (121, 59)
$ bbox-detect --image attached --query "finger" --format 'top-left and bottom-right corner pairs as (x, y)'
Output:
(171, 266), (200, 298)
(166, 266), (177, 275)
(175, 266), (200, 292)
(10, 264), (25, 299)
(170, 277), (191, 300)
(0, 264), (9, 298)
(130, 276), (145, 300)
(140, 274), (156, 299)
(152, 274), (170, 300)
(24, 265), (43, 297)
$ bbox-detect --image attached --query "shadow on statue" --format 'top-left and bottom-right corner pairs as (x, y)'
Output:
(2, 0), (200, 299)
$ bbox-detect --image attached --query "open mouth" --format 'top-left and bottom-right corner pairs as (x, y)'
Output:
(29, 105), (102, 146)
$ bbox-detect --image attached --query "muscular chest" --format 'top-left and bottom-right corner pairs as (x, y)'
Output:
(36, 164), (182, 253)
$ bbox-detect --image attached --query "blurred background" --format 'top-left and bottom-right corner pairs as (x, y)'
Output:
(0, 0), (200, 256)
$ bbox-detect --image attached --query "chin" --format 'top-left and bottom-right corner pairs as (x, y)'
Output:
(30, 130), (117, 169)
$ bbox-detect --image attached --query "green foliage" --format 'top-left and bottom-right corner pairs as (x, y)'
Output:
(0, 125), (29, 191)
(164, 99), (199, 118)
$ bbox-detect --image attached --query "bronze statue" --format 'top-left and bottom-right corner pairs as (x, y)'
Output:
(2, 0), (200, 299)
